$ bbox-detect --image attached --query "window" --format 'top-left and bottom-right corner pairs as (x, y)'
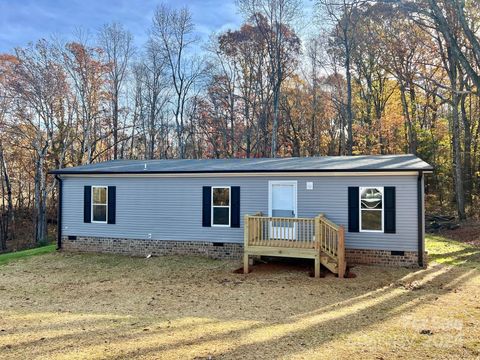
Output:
(212, 186), (230, 226)
(92, 186), (108, 223)
(360, 187), (383, 232)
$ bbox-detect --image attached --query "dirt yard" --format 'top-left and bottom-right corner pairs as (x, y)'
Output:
(0, 236), (479, 359)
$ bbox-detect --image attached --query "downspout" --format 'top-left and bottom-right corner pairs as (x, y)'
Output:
(55, 175), (63, 250)
(417, 171), (424, 267)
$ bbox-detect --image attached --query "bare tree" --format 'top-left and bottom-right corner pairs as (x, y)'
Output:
(9, 41), (68, 244)
(400, 0), (470, 217)
(151, 4), (205, 159)
(206, 34), (242, 158)
(317, 0), (365, 155)
(431, 6), (466, 220)
(237, 0), (302, 157)
(61, 39), (109, 164)
(305, 37), (323, 155)
(418, 0), (480, 89)
(98, 23), (134, 160)
(0, 56), (14, 251)
(217, 23), (273, 157)
(137, 39), (170, 159)
(0, 142), (13, 251)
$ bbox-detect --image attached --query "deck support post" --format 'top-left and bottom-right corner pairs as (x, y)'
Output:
(314, 256), (320, 278)
(314, 215), (322, 278)
(243, 254), (249, 274)
(243, 215), (250, 274)
(337, 225), (345, 278)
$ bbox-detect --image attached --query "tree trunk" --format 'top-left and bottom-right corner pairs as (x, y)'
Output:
(34, 153), (48, 244)
(0, 143), (13, 251)
(113, 90), (119, 160)
(460, 89), (472, 208)
(449, 60), (466, 220)
(271, 76), (281, 158)
(408, 82), (417, 154)
(345, 47), (353, 155)
(399, 85), (415, 154)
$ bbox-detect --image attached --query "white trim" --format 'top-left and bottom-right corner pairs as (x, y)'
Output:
(59, 171), (425, 179)
(91, 186), (108, 224)
(211, 186), (231, 227)
(359, 186), (384, 233)
(268, 180), (298, 218)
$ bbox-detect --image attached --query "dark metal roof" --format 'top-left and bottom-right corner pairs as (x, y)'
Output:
(50, 155), (433, 175)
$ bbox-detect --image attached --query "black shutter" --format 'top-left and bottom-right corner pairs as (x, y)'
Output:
(84, 186), (91, 223)
(231, 186), (240, 228)
(384, 187), (396, 233)
(108, 186), (116, 224)
(348, 187), (359, 232)
(202, 186), (212, 227)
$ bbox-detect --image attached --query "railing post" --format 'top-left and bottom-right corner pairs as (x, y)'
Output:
(243, 215), (250, 274)
(337, 225), (346, 278)
(314, 215), (322, 278)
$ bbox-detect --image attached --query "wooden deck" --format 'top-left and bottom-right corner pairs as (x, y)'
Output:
(243, 214), (346, 278)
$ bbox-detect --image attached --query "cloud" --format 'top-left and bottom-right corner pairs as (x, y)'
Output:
(0, 0), (243, 52)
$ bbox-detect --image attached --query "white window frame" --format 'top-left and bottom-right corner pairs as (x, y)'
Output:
(91, 186), (108, 224)
(359, 186), (384, 233)
(268, 180), (298, 218)
(211, 186), (231, 227)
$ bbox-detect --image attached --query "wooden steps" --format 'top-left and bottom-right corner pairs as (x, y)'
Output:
(244, 214), (346, 278)
(320, 253), (338, 274)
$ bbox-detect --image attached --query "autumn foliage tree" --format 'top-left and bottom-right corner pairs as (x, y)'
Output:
(0, 0), (479, 251)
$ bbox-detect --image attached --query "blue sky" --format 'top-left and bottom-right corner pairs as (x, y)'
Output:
(0, 0), (243, 52)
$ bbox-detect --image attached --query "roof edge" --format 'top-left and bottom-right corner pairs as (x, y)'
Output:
(49, 168), (433, 175)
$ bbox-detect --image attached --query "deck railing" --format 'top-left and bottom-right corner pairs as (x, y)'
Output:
(245, 215), (316, 248)
(244, 214), (346, 278)
(317, 214), (344, 260)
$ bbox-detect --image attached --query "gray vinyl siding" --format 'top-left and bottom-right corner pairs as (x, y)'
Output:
(61, 174), (419, 251)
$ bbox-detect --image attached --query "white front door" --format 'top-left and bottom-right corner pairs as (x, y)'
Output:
(268, 181), (297, 240)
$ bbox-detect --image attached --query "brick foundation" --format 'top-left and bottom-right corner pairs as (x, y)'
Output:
(62, 236), (423, 267)
(346, 248), (423, 268)
(62, 236), (243, 260)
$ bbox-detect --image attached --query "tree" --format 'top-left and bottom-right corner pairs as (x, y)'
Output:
(0, 55), (16, 251)
(237, 0), (302, 157)
(151, 4), (205, 159)
(352, 5), (399, 154)
(205, 36), (239, 158)
(317, 0), (365, 155)
(1, 0), (480, 254)
(218, 22), (272, 157)
(98, 23), (134, 160)
(61, 40), (109, 164)
(134, 39), (170, 159)
(399, 0), (471, 218)
(8, 41), (68, 244)
(408, 0), (480, 89)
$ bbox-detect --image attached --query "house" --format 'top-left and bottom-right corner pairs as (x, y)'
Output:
(50, 154), (432, 277)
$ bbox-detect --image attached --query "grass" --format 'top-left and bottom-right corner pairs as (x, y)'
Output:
(0, 244), (56, 266)
(427, 234), (480, 267)
(0, 235), (478, 359)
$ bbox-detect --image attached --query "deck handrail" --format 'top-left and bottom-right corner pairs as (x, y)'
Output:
(244, 214), (346, 278)
(317, 213), (340, 230)
(247, 215), (318, 221)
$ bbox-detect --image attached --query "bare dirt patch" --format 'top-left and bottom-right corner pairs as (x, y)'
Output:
(438, 221), (480, 247)
(0, 248), (479, 359)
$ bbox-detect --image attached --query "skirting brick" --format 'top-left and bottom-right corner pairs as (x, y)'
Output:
(62, 236), (423, 267)
(346, 248), (424, 268)
(62, 236), (243, 260)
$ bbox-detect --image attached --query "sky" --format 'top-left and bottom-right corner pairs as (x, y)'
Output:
(0, 0), (244, 53)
